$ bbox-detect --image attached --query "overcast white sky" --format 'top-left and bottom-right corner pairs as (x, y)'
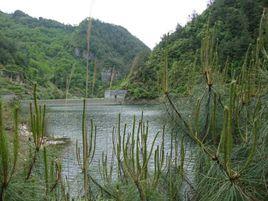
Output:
(1, 0), (209, 48)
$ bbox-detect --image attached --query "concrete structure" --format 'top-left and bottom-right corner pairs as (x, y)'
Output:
(104, 90), (128, 100)
(1, 94), (18, 102)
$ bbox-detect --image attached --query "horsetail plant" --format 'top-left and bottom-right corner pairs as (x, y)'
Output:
(0, 102), (19, 201)
(76, 99), (96, 200)
(43, 147), (63, 196)
(92, 60), (97, 96)
(163, 10), (268, 200)
(26, 84), (46, 180)
(96, 112), (197, 201)
(108, 113), (167, 200)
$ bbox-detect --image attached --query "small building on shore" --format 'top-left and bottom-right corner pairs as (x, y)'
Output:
(104, 90), (128, 100)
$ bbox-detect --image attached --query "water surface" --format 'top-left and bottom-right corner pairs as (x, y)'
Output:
(43, 103), (169, 194)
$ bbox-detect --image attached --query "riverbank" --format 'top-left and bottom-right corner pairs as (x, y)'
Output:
(125, 97), (163, 105)
(2, 101), (71, 161)
(0, 100), (72, 200)
(20, 97), (163, 109)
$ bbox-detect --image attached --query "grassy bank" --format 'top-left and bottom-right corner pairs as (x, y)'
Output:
(0, 95), (71, 201)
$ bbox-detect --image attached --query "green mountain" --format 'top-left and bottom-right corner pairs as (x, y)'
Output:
(72, 19), (149, 75)
(0, 10), (149, 98)
(125, 0), (266, 99)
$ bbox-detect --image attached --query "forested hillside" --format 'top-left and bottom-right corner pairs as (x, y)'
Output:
(126, 0), (266, 99)
(0, 10), (149, 98)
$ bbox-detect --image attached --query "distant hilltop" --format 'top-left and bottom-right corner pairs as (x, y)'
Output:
(0, 10), (150, 99)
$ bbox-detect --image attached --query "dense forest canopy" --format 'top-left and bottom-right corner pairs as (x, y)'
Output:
(1, 0), (267, 100)
(126, 0), (267, 99)
(0, 10), (149, 98)
(72, 19), (148, 75)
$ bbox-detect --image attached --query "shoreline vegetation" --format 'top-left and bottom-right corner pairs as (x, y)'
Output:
(1, 1), (268, 201)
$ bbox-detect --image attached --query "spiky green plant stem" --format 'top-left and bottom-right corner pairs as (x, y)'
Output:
(0, 102), (20, 201)
(76, 99), (96, 200)
(163, 12), (268, 200)
(26, 84), (46, 180)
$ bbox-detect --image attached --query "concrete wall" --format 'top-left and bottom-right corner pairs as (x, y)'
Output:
(104, 90), (127, 99)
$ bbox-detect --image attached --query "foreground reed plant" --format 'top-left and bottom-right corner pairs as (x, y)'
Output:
(93, 113), (195, 201)
(76, 99), (96, 200)
(162, 8), (268, 201)
(0, 86), (69, 201)
(0, 102), (19, 201)
(114, 113), (165, 200)
(26, 84), (47, 180)
(68, 108), (192, 200)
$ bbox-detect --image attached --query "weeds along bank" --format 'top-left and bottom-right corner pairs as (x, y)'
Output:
(0, 86), (69, 201)
(0, 10), (268, 201)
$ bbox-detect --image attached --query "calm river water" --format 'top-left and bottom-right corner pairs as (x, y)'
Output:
(41, 102), (173, 194)
(23, 101), (191, 195)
